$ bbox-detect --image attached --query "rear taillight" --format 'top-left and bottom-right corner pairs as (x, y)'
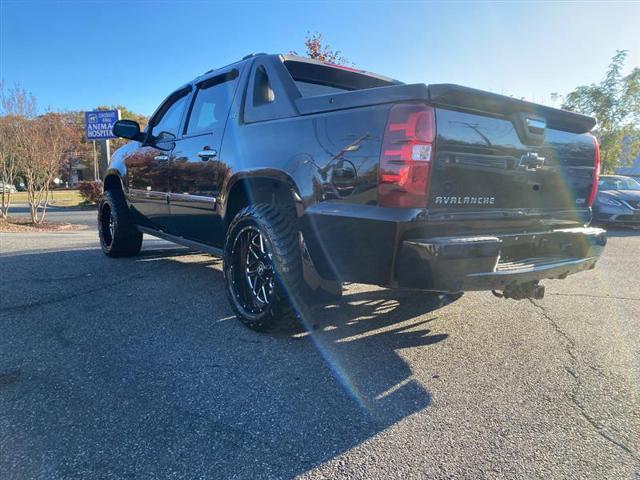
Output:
(378, 103), (435, 208)
(588, 134), (600, 207)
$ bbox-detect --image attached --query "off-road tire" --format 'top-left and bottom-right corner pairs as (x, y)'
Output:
(223, 204), (306, 332)
(98, 190), (143, 257)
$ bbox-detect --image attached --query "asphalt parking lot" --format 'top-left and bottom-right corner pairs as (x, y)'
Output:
(1, 218), (639, 479)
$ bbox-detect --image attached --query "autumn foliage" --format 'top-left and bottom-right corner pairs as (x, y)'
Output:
(78, 181), (103, 204)
(290, 32), (352, 66)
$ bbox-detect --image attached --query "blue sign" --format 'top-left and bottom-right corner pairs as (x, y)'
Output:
(85, 110), (120, 140)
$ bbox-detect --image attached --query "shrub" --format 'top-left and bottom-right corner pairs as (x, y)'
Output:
(78, 181), (103, 204)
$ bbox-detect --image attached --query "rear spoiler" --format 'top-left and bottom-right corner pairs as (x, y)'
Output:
(295, 82), (596, 134)
(427, 84), (596, 134)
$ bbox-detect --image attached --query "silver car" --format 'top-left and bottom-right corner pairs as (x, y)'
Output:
(0, 181), (17, 194)
(593, 175), (640, 228)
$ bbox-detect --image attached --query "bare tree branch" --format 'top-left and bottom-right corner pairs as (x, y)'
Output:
(0, 83), (36, 218)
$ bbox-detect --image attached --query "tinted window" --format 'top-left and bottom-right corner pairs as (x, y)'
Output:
(185, 77), (236, 136)
(283, 59), (396, 97)
(151, 93), (189, 137)
(294, 81), (348, 97)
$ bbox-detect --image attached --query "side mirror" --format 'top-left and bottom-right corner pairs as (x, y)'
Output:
(153, 131), (176, 151)
(113, 119), (144, 142)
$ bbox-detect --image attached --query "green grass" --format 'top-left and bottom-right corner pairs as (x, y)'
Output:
(8, 190), (86, 207)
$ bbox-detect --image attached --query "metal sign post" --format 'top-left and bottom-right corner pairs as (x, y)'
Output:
(105, 139), (111, 168)
(92, 140), (99, 181)
(98, 139), (112, 180)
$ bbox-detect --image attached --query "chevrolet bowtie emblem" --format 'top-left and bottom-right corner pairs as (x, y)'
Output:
(519, 152), (545, 171)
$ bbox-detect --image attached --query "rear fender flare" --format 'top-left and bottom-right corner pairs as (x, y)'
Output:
(103, 169), (126, 193)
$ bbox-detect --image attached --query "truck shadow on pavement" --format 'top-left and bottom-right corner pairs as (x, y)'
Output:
(0, 244), (451, 479)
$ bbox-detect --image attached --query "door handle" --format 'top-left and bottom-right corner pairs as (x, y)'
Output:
(154, 154), (169, 161)
(197, 149), (217, 161)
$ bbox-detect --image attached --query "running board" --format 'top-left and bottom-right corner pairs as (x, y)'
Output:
(136, 225), (224, 257)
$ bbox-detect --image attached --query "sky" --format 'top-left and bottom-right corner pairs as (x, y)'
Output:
(1, 0), (639, 117)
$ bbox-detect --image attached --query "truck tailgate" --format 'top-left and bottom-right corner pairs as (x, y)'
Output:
(427, 85), (598, 218)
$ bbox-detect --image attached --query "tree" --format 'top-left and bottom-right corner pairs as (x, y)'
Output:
(560, 50), (640, 173)
(59, 111), (89, 183)
(21, 113), (75, 223)
(0, 115), (21, 219)
(290, 32), (352, 66)
(0, 83), (36, 218)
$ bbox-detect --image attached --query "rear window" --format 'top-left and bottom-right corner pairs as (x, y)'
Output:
(283, 59), (396, 97)
(294, 81), (349, 97)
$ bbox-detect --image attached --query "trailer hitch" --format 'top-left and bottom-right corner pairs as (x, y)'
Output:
(492, 281), (545, 300)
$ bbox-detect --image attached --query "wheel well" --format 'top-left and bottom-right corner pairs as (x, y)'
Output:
(224, 178), (298, 230)
(103, 174), (123, 193)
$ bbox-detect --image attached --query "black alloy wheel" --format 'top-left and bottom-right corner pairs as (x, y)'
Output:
(99, 202), (115, 248)
(231, 226), (275, 314)
(98, 190), (143, 257)
(223, 204), (304, 331)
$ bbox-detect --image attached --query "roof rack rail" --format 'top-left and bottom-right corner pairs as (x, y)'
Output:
(201, 53), (267, 76)
(242, 52), (267, 60)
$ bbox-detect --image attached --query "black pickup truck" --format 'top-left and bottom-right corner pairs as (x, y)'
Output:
(102, 53), (606, 330)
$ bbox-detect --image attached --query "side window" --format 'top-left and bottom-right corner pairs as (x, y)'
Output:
(150, 92), (189, 138)
(185, 77), (236, 136)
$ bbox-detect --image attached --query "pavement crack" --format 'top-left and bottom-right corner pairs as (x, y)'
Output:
(528, 299), (638, 460)
(528, 299), (577, 362)
(0, 267), (159, 315)
(31, 273), (96, 283)
(548, 292), (640, 302)
(565, 390), (637, 459)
